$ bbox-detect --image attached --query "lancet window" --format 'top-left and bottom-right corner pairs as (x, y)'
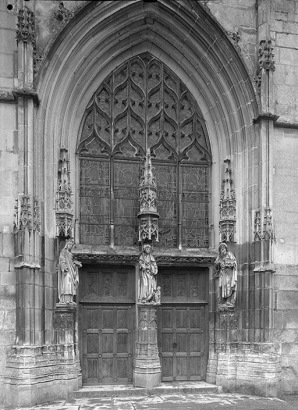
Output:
(77, 53), (211, 248)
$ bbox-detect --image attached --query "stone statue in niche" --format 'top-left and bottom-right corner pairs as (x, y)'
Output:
(138, 244), (160, 304)
(214, 242), (237, 311)
(58, 239), (82, 304)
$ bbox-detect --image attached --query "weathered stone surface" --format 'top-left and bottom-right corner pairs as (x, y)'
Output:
(4, 344), (82, 407)
(214, 345), (282, 397)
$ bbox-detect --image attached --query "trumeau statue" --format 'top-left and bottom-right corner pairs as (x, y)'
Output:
(58, 239), (82, 304)
(138, 244), (160, 304)
(214, 242), (237, 311)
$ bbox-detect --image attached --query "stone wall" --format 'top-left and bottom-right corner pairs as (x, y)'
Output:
(0, 0), (18, 405)
(271, 0), (298, 396)
(207, 0), (257, 76)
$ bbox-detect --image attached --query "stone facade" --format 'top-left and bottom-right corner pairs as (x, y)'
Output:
(0, 0), (298, 407)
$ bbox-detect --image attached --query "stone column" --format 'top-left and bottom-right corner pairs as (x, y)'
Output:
(133, 304), (161, 389)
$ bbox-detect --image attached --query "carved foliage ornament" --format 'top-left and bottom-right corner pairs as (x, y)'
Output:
(227, 29), (241, 52)
(16, 7), (36, 44)
(219, 159), (236, 243)
(258, 40), (275, 72)
(54, 2), (74, 23)
(76, 253), (216, 265)
(56, 148), (74, 237)
(254, 39), (275, 94)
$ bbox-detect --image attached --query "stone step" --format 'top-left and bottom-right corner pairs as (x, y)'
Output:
(72, 381), (220, 399)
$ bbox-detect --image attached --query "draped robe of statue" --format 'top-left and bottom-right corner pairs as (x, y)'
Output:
(138, 245), (158, 303)
(214, 243), (237, 309)
(58, 241), (82, 304)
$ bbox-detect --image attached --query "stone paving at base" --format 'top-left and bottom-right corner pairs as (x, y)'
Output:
(18, 393), (298, 410)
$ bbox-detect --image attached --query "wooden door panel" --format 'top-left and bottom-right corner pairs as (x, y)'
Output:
(81, 303), (134, 384)
(158, 266), (208, 382)
(79, 266), (135, 385)
(101, 358), (113, 383)
(176, 357), (188, 380)
(161, 357), (174, 380)
(88, 359), (98, 380)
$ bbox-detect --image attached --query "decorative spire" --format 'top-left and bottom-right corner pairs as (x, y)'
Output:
(219, 158), (236, 243)
(56, 148), (73, 237)
(138, 149), (159, 243)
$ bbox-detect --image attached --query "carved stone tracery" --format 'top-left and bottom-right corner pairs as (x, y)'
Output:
(254, 207), (273, 241)
(14, 195), (31, 232)
(78, 53), (211, 248)
(14, 195), (41, 233)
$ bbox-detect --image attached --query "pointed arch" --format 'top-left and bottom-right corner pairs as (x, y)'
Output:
(36, 0), (258, 245)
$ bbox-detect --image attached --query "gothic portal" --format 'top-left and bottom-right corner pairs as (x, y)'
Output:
(2, 1), (298, 407)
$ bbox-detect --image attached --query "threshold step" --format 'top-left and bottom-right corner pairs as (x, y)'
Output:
(72, 381), (220, 399)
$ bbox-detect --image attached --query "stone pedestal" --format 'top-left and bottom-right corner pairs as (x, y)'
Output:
(133, 304), (161, 389)
(54, 302), (78, 349)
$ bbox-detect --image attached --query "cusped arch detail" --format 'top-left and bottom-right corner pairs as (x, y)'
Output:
(77, 52), (212, 164)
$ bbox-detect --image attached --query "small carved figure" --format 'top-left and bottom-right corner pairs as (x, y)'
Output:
(138, 244), (158, 303)
(214, 242), (237, 310)
(58, 239), (82, 304)
(154, 286), (161, 305)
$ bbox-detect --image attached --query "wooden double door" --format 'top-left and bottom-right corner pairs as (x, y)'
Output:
(79, 265), (209, 385)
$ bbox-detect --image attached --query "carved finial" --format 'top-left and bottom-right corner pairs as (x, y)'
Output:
(138, 149), (159, 243)
(219, 159), (236, 243)
(56, 148), (74, 237)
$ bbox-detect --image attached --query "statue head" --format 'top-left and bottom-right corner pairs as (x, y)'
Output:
(65, 238), (74, 251)
(143, 244), (152, 254)
(218, 242), (228, 256)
